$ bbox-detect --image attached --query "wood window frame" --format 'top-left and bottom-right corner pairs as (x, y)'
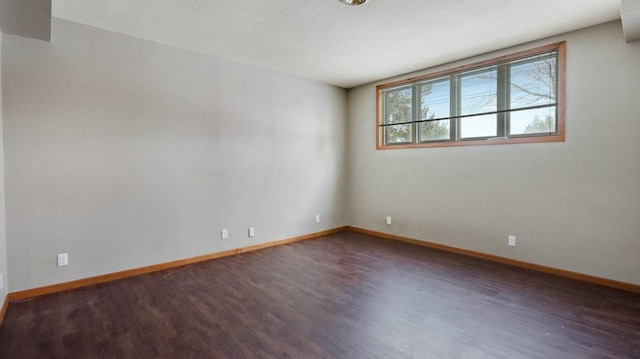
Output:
(376, 42), (566, 150)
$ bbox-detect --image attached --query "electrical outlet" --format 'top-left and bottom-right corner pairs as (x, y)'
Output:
(386, 216), (392, 225)
(221, 229), (228, 240)
(248, 227), (255, 237)
(57, 253), (69, 267)
(315, 215), (320, 223)
(508, 235), (516, 247)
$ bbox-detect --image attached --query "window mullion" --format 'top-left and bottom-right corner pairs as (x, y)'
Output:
(412, 84), (419, 143)
(497, 64), (507, 137)
(451, 75), (459, 141)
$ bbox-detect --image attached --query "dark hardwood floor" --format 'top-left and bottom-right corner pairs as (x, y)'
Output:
(1, 231), (639, 358)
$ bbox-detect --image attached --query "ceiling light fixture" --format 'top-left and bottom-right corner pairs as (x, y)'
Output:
(340, 0), (368, 5)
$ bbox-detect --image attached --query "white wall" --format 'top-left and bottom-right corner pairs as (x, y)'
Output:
(3, 19), (347, 292)
(348, 21), (640, 285)
(0, 31), (8, 303)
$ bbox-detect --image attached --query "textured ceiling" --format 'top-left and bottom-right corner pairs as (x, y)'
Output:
(52, 0), (621, 88)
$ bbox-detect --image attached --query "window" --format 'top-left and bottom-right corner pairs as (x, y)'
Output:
(377, 42), (565, 149)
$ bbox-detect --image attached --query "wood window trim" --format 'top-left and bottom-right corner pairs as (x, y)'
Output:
(376, 42), (566, 150)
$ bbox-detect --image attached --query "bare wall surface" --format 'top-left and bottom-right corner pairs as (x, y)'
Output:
(0, 0), (51, 41)
(347, 21), (640, 285)
(0, 32), (8, 302)
(3, 19), (347, 292)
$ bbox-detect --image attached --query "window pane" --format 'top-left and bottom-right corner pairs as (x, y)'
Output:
(510, 107), (556, 135)
(460, 114), (497, 138)
(385, 124), (412, 144)
(510, 55), (556, 109)
(460, 68), (497, 116)
(419, 120), (450, 141)
(459, 68), (497, 138)
(384, 87), (412, 124)
(418, 78), (450, 142)
(419, 79), (450, 120)
(383, 86), (413, 144)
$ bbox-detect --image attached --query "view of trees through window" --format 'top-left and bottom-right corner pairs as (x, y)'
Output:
(378, 43), (564, 148)
(383, 82), (450, 144)
(384, 87), (412, 143)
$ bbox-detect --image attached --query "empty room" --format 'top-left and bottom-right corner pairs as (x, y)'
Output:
(0, 0), (639, 357)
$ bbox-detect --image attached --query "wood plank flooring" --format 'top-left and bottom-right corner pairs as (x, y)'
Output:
(0, 231), (639, 358)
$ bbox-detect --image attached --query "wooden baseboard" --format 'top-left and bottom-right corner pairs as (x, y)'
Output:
(0, 294), (8, 326)
(8, 226), (347, 302)
(347, 226), (640, 294)
(8, 225), (638, 305)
